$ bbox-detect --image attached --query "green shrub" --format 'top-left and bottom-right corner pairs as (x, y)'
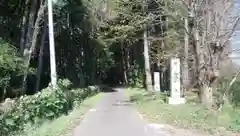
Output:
(127, 64), (144, 87)
(0, 39), (27, 100)
(72, 86), (100, 106)
(217, 78), (240, 107)
(0, 79), (99, 136)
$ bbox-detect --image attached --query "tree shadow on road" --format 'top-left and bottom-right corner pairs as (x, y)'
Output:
(99, 85), (117, 93)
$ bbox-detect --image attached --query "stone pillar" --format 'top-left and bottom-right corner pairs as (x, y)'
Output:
(154, 72), (160, 91)
(168, 58), (185, 105)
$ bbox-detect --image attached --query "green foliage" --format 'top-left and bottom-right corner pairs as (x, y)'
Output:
(127, 63), (144, 87)
(0, 39), (25, 85)
(229, 81), (240, 106)
(216, 77), (240, 107)
(98, 0), (147, 45)
(10, 93), (104, 136)
(0, 79), (99, 136)
(222, 80), (240, 107)
(52, 0), (116, 85)
(0, 39), (27, 99)
(95, 0), (147, 86)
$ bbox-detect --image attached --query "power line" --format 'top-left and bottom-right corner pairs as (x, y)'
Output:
(230, 57), (240, 59)
(232, 49), (240, 52)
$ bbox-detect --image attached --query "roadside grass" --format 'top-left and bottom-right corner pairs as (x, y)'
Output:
(11, 93), (104, 136)
(126, 88), (240, 135)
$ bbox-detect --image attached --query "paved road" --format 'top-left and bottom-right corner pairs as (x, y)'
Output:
(72, 88), (168, 136)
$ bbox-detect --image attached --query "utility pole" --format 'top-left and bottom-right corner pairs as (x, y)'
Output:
(183, 17), (189, 92)
(182, 0), (191, 94)
(48, 0), (57, 88)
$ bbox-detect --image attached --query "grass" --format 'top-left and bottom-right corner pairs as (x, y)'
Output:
(126, 88), (240, 135)
(12, 92), (104, 136)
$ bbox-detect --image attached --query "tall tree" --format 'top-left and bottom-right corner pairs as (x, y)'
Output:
(21, 0), (46, 93)
(143, 0), (153, 91)
(186, 0), (239, 107)
(35, 18), (47, 92)
(143, 25), (153, 90)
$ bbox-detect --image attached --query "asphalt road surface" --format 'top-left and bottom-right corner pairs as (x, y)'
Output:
(72, 88), (169, 136)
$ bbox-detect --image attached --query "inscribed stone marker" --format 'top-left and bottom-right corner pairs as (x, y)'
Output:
(168, 58), (185, 104)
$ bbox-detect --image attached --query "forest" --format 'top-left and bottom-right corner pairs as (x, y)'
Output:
(0, 0), (240, 135)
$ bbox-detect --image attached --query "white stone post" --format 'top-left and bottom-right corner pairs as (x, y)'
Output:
(154, 72), (160, 91)
(168, 58), (185, 104)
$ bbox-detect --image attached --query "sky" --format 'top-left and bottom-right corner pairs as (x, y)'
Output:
(230, 0), (240, 64)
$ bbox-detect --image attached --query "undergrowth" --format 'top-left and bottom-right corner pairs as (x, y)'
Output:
(0, 79), (100, 136)
(10, 92), (104, 136)
(126, 88), (240, 135)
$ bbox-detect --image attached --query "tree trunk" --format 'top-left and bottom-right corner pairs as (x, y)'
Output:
(143, 25), (153, 91)
(193, 26), (213, 108)
(200, 84), (213, 108)
(35, 20), (47, 93)
(19, 15), (28, 55)
(23, 0), (38, 56)
(19, 0), (28, 55)
(126, 47), (130, 71)
(121, 38), (128, 84)
(21, 2), (46, 93)
(0, 87), (6, 102)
